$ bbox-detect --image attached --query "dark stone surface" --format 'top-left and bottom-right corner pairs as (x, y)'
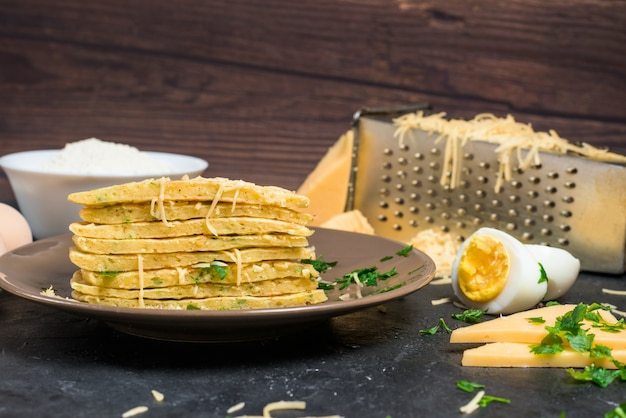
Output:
(1, 271), (624, 417)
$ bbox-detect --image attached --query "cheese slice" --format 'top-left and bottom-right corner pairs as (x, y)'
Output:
(297, 130), (353, 225)
(450, 304), (626, 349)
(462, 342), (626, 369)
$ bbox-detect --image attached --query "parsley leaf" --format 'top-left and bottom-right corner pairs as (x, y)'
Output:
(396, 244), (413, 257)
(456, 380), (484, 393)
(566, 364), (621, 388)
(538, 262), (549, 284)
(479, 395), (511, 407)
(452, 309), (486, 324)
(419, 318), (451, 335)
(527, 317), (546, 324)
(301, 255), (337, 273)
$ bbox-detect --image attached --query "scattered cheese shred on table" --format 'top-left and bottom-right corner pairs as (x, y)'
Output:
(231, 400), (343, 418)
(431, 297), (452, 306)
(227, 402), (246, 414)
(151, 389), (164, 402)
(121, 405), (148, 418)
(459, 390), (485, 415)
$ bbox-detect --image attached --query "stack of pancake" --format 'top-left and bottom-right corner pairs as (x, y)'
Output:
(67, 176), (327, 310)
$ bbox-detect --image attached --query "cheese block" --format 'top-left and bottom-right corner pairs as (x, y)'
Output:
(462, 342), (626, 369)
(450, 304), (626, 349)
(297, 130), (353, 225)
(320, 209), (375, 234)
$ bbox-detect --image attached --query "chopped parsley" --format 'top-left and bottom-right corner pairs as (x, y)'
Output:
(419, 318), (452, 335)
(605, 402), (626, 418)
(456, 380), (484, 393)
(334, 266), (398, 289)
(396, 244), (413, 257)
(456, 380), (510, 412)
(527, 317), (546, 324)
(452, 309), (486, 324)
(538, 262), (548, 284)
(380, 255), (394, 262)
(302, 255), (337, 273)
(529, 302), (626, 387)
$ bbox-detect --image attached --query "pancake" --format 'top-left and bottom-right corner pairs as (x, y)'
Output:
(70, 217), (313, 239)
(72, 234), (310, 254)
(69, 246), (316, 272)
(78, 202), (314, 225)
(78, 260), (319, 289)
(71, 271), (318, 299)
(71, 289), (328, 310)
(67, 176), (310, 209)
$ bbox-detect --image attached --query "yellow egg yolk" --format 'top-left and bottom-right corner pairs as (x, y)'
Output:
(457, 234), (511, 302)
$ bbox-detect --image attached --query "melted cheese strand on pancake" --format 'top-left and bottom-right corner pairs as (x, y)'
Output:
(150, 177), (174, 226)
(234, 248), (243, 286)
(204, 182), (225, 236)
(138, 254), (145, 308)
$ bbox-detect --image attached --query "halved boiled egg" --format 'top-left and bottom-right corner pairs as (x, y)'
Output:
(451, 227), (580, 314)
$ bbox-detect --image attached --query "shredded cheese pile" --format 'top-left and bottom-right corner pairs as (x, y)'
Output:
(394, 112), (626, 193)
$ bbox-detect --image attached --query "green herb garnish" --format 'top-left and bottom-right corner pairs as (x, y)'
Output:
(335, 266), (397, 290)
(529, 303), (626, 386)
(301, 255), (337, 273)
(456, 380), (484, 393)
(452, 309), (486, 324)
(538, 262), (548, 284)
(419, 318), (452, 335)
(396, 244), (413, 257)
(527, 317), (546, 324)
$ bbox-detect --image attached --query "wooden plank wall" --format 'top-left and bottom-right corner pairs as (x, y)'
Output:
(1, 0), (625, 205)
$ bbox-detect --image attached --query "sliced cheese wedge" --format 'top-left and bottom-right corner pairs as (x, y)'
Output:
(297, 130), (353, 225)
(462, 342), (626, 369)
(450, 304), (626, 349)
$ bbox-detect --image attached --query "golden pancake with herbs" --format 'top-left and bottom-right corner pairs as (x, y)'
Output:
(72, 233), (310, 255)
(78, 202), (314, 225)
(72, 290), (328, 310)
(70, 216), (313, 239)
(79, 260), (319, 289)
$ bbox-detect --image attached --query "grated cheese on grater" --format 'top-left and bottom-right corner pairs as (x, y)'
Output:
(394, 112), (626, 193)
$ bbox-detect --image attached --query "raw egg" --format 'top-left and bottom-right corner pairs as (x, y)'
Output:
(0, 203), (33, 255)
(451, 227), (580, 314)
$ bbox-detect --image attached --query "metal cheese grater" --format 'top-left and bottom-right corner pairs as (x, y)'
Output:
(347, 105), (626, 274)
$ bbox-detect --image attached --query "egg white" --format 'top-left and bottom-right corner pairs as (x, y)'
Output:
(526, 244), (580, 301)
(451, 227), (548, 314)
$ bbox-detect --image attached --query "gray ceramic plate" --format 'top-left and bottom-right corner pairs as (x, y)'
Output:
(0, 228), (435, 342)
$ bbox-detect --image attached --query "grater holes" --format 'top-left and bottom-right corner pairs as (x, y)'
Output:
(396, 170), (407, 179)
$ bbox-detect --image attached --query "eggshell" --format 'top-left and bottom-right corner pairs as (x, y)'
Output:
(0, 203), (33, 254)
(526, 244), (580, 301)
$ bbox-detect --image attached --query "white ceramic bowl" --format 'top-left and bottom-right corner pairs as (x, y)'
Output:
(0, 150), (208, 239)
